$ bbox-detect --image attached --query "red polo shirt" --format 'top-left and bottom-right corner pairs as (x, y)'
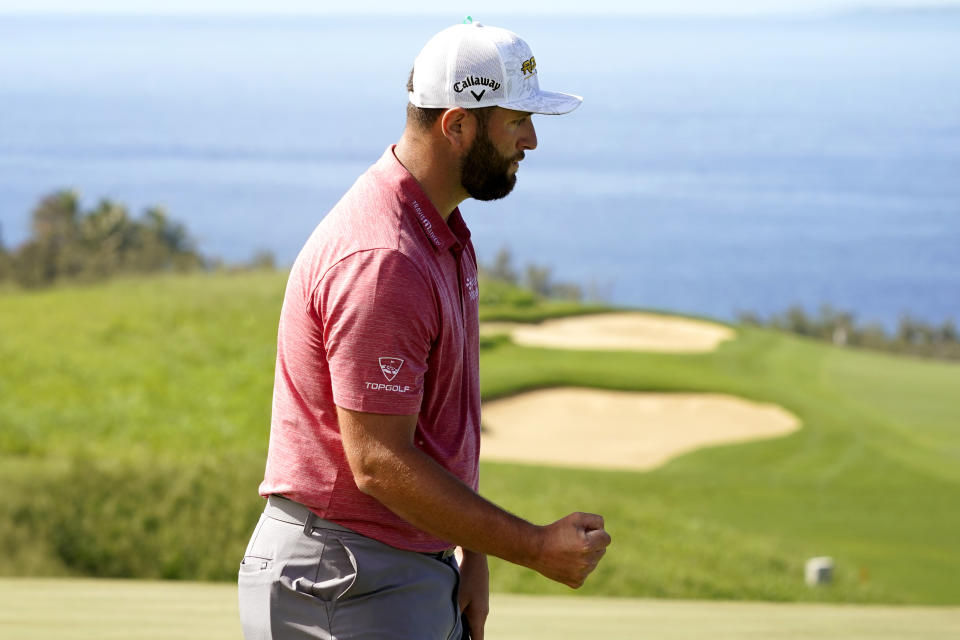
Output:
(259, 147), (481, 552)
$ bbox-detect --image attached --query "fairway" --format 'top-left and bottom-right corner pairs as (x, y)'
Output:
(1, 579), (957, 640)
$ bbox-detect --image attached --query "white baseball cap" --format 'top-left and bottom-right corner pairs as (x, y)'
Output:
(408, 21), (583, 115)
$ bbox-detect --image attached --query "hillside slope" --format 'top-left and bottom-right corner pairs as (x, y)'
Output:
(0, 272), (957, 603)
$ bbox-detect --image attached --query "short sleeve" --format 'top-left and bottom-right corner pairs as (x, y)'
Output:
(315, 249), (438, 415)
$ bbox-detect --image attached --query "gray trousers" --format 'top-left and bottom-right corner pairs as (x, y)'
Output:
(238, 495), (463, 640)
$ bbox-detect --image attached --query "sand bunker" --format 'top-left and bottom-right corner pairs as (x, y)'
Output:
(481, 388), (800, 471)
(485, 313), (735, 353)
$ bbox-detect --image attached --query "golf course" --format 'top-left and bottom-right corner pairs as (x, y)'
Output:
(1, 270), (959, 637)
(2, 578), (958, 639)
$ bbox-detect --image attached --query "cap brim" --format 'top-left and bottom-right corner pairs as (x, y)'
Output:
(500, 90), (583, 115)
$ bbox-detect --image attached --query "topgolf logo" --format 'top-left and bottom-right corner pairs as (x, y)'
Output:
(378, 357), (404, 381)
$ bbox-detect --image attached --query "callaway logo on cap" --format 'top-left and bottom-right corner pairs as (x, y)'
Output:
(408, 21), (583, 115)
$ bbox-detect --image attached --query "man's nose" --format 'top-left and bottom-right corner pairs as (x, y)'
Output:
(519, 119), (538, 151)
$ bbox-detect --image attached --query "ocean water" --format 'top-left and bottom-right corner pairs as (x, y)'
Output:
(1, 12), (959, 327)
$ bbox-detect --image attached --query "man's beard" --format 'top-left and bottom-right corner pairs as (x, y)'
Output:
(460, 128), (520, 201)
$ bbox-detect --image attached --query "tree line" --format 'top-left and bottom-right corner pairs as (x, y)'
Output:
(738, 304), (960, 361)
(0, 190), (204, 288)
(477, 246), (612, 305)
(0, 190), (277, 289)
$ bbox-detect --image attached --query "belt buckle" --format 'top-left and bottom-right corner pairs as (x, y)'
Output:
(425, 547), (455, 561)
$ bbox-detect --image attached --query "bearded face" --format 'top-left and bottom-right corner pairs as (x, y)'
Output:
(459, 116), (522, 201)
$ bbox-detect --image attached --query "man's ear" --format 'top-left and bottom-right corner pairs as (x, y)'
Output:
(439, 107), (475, 151)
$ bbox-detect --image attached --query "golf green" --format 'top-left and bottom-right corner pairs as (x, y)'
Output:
(1, 579), (957, 639)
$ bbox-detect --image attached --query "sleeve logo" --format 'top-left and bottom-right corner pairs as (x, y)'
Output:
(378, 357), (404, 381)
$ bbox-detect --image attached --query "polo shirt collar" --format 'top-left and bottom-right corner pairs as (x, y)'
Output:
(376, 146), (468, 254)
(446, 208), (472, 251)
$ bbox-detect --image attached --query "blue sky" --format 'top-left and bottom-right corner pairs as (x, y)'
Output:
(0, 0), (957, 15)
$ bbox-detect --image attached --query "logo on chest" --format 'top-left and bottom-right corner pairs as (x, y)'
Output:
(464, 276), (479, 301)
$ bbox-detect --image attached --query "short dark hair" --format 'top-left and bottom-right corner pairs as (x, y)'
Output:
(406, 68), (445, 130)
(405, 68), (494, 131)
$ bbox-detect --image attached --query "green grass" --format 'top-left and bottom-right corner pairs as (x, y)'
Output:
(1, 272), (958, 604)
(479, 336), (960, 603)
(1, 579), (958, 640)
(479, 301), (613, 323)
(0, 271), (282, 459)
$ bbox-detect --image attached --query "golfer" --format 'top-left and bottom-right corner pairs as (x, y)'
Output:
(238, 21), (611, 640)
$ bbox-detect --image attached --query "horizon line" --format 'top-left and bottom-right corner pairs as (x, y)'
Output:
(1, 4), (959, 19)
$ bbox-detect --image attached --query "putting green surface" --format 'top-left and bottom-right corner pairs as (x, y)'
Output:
(1, 579), (958, 640)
